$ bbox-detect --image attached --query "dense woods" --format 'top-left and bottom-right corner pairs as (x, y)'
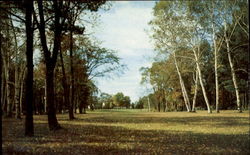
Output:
(138, 0), (248, 113)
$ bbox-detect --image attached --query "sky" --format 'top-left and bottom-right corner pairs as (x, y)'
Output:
(89, 1), (156, 102)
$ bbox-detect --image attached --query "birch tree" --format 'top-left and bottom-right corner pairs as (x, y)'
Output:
(149, 1), (194, 112)
(220, 0), (248, 112)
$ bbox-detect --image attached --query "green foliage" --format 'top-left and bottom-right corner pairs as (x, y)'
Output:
(113, 92), (131, 108)
(143, 0), (249, 111)
(98, 92), (113, 109)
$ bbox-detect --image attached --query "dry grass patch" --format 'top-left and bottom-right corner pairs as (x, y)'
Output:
(2, 110), (249, 154)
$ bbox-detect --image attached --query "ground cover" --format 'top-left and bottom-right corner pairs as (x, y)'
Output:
(2, 110), (249, 154)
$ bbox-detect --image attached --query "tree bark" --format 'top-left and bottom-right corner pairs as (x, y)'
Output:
(1, 73), (6, 114)
(37, 0), (62, 130)
(192, 69), (198, 112)
(46, 66), (61, 130)
(59, 44), (70, 116)
(24, 0), (34, 136)
(193, 48), (212, 113)
(0, 32), (2, 116)
(10, 17), (21, 119)
(147, 96), (151, 112)
(5, 32), (11, 118)
(158, 101), (161, 112)
(224, 23), (242, 112)
(164, 90), (168, 112)
(173, 52), (191, 112)
(69, 30), (75, 119)
(44, 79), (47, 113)
(3, 16), (12, 117)
(211, 3), (220, 113)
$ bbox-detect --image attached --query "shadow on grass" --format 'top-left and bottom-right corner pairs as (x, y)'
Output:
(2, 117), (250, 155)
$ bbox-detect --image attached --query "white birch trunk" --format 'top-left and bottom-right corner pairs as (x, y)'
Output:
(192, 69), (198, 112)
(193, 48), (212, 113)
(211, 2), (220, 113)
(223, 22), (242, 112)
(173, 52), (191, 112)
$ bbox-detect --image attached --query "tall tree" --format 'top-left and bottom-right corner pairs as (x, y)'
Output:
(24, 0), (34, 136)
(0, 26), (2, 117)
(59, 40), (70, 115)
(220, 0), (248, 112)
(149, 1), (193, 112)
(35, 0), (64, 130)
(10, 15), (22, 119)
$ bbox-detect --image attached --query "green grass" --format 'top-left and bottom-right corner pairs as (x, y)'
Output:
(2, 110), (250, 154)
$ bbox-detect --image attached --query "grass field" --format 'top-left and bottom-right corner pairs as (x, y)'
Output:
(2, 109), (250, 154)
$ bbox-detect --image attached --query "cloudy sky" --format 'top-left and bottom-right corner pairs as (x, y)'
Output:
(91, 1), (156, 102)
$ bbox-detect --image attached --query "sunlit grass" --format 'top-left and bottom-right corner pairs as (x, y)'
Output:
(2, 110), (249, 154)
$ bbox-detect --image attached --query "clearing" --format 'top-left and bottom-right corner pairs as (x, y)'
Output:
(2, 110), (250, 154)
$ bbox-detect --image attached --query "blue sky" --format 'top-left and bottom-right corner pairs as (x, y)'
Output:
(89, 1), (156, 102)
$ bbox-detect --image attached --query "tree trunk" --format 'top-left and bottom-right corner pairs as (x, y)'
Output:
(11, 17), (21, 119)
(79, 103), (83, 114)
(173, 52), (191, 112)
(19, 55), (26, 115)
(59, 44), (70, 116)
(3, 20), (12, 117)
(192, 69), (198, 112)
(211, 4), (220, 113)
(224, 26), (242, 112)
(15, 68), (21, 119)
(46, 66), (61, 130)
(5, 45), (11, 118)
(158, 101), (161, 112)
(83, 106), (86, 114)
(0, 32), (2, 116)
(147, 96), (151, 112)
(24, 0), (34, 136)
(37, 0), (62, 130)
(43, 79), (47, 113)
(69, 30), (75, 119)
(193, 48), (212, 113)
(164, 90), (168, 112)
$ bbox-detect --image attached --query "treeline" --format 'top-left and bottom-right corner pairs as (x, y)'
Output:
(138, 0), (248, 113)
(0, 1), (124, 136)
(94, 92), (131, 109)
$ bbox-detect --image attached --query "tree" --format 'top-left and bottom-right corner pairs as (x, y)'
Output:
(34, 0), (107, 128)
(149, 1), (194, 112)
(2, 10), (12, 117)
(112, 92), (131, 108)
(58, 1), (106, 118)
(186, 0), (228, 113)
(24, 0), (34, 136)
(99, 92), (113, 109)
(35, 0), (65, 130)
(74, 36), (125, 112)
(9, 12), (22, 119)
(220, 0), (248, 112)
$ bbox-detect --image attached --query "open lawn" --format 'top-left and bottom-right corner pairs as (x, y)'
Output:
(2, 110), (250, 154)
